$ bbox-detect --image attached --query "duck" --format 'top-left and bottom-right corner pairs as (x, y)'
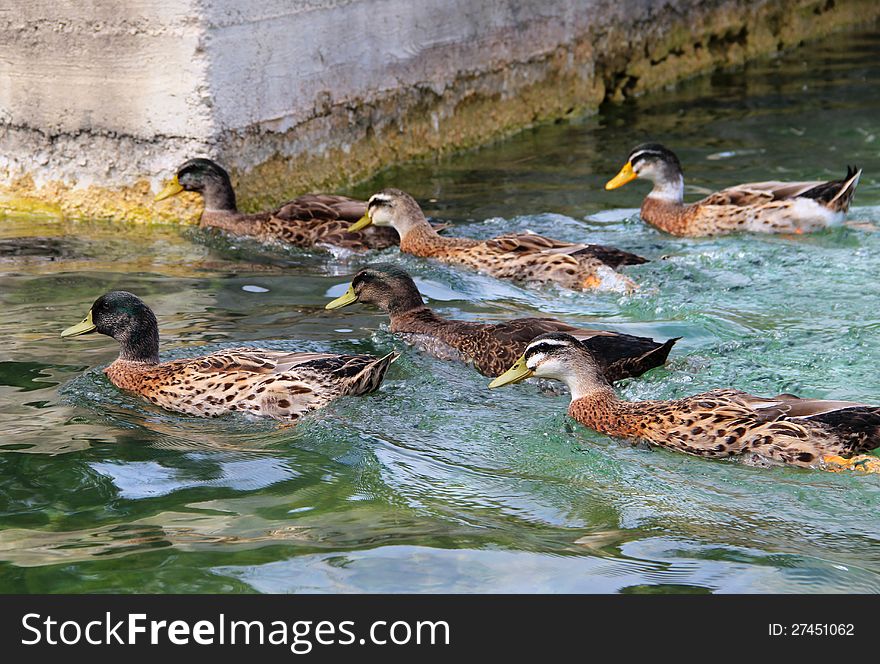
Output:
(61, 291), (397, 421)
(153, 158), (402, 251)
(605, 143), (862, 236)
(325, 263), (677, 380)
(347, 188), (647, 292)
(489, 333), (880, 472)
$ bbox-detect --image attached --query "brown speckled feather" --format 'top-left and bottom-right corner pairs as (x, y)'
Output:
(570, 387), (880, 467)
(484, 232), (647, 269)
(104, 348), (397, 421)
(400, 225), (644, 292)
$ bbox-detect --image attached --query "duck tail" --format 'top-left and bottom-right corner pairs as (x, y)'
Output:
(828, 165), (862, 211)
(349, 351), (399, 395)
(645, 336), (680, 365)
(602, 337), (679, 382)
(633, 337), (680, 373)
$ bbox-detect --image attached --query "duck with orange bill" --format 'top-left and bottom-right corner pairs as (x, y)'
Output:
(605, 143), (861, 237)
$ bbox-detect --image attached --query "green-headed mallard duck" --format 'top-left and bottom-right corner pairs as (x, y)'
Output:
(605, 143), (862, 236)
(61, 291), (397, 421)
(347, 189), (647, 292)
(154, 158), (401, 251)
(490, 333), (880, 472)
(325, 263), (676, 380)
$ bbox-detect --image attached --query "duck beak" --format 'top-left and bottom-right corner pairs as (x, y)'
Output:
(154, 175), (184, 202)
(488, 354), (534, 388)
(325, 285), (358, 310)
(61, 310), (96, 338)
(347, 212), (373, 233)
(605, 161), (637, 190)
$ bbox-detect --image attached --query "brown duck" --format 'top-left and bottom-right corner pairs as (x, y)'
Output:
(154, 158), (401, 251)
(325, 263), (676, 380)
(490, 333), (880, 473)
(605, 143), (862, 236)
(347, 188), (647, 292)
(61, 291), (397, 421)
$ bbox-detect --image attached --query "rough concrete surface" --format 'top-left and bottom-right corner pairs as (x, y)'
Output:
(1, 0), (878, 222)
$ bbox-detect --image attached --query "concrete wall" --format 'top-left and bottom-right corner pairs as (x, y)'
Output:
(1, 0), (878, 222)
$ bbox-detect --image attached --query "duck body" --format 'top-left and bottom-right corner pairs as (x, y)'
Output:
(390, 307), (673, 380)
(350, 189), (647, 292)
(607, 144), (862, 237)
(62, 291), (396, 422)
(326, 264), (675, 380)
(155, 159), (400, 251)
(570, 387), (880, 467)
(490, 334), (880, 472)
(103, 349), (396, 420)
(400, 224), (645, 291)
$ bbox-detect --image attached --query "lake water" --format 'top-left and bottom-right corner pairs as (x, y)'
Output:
(1, 30), (879, 593)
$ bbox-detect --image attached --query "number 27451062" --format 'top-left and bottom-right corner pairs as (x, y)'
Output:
(769, 624), (854, 636)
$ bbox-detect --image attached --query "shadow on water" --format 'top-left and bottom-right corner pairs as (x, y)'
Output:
(1, 31), (880, 593)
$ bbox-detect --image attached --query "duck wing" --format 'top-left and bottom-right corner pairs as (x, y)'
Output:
(490, 317), (582, 342)
(274, 194), (366, 222)
(734, 392), (871, 419)
(187, 348), (346, 375)
(699, 166), (861, 212)
(205, 348), (396, 380)
(188, 348), (397, 411)
(738, 392), (880, 454)
(485, 232), (647, 268)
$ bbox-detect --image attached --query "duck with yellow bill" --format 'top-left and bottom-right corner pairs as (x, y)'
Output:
(490, 333), (880, 473)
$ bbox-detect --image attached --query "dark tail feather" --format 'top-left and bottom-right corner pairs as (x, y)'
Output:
(800, 165), (862, 212)
(828, 165), (861, 210)
(810, 404), (880, 456)
(601, 337), (679, 383)
(349, 351), (399, 395)
(582, 244), (649, 268)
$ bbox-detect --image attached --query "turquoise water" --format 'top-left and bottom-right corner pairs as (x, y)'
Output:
(1, 30), (879, 593)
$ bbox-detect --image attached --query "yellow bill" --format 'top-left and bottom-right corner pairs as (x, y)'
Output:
(154, 175), (184, 202)
(61, 310), (96, 338)
(325, 285), (358, 310)
(347, 212), (372, 233)
(488, 354), (534, 388)
(605, 161), (637, 190)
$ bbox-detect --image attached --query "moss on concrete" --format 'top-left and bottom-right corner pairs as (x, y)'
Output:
(3, 0), (878, 223)
(0, 174), (200, 224)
